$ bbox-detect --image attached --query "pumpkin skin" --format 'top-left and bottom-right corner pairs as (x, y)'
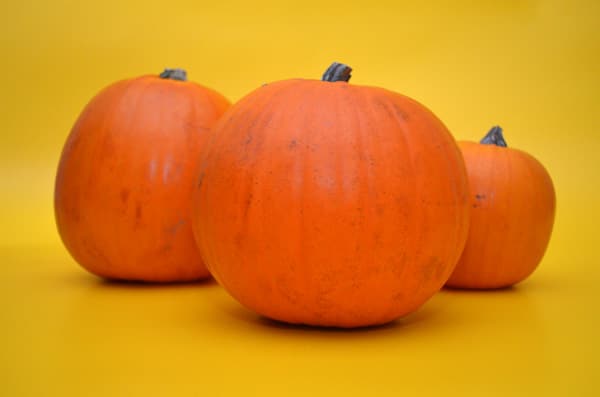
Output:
(192, 64), (470, 327)
(446, 127), (556, 289)
(55, 69), (230, 282)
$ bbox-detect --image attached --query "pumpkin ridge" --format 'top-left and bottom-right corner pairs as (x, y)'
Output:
(214, 83), (297, 308)
(496, 148), (514, 282)
(329, 84), (368, 314)
(475, 148), (498, 284)
(514, 153), (541, 281)
(83, 79), (146, 277)
(371, 93), (420, 292)
(512, 151), (551, 283)
(241, 96), (291, 304)
(428, 117), (469, 283)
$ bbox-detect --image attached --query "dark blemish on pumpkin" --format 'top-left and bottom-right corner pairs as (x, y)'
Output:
(472, 204), (479, 208)
(197, 170), (206, 188)
(421, 257), (442, 281)
(244, 135), (253, 145)
(434, 258), (447, 280)
(234, 232), (244, 248)
(82, 238), (111, 267)
(393, 292), (405, 302)
(288, 139), (298, 149)
(276, 276), (299, 304)
(69, 207), (81, 222)
(373, 232), (382, 244)
(120, 189), (130, 204)
(101, 136), (116, 154)
(166, 219), (187, 235)
(135, 203), (143, 227)
(242, 193), (253, 221)
(157, 245), (173, 254)
(393, 104), (410, 121)
(475, 194), (486, 200)
(374, 97), (411, 126)
(184, 120), (210, 133)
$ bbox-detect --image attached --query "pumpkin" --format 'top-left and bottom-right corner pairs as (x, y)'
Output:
(446, 126), (556, 289)
(192, 62), (470, 327)
(55, 68), (230, 282)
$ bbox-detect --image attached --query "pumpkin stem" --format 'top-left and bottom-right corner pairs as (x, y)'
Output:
(322, 62), (352, 82)
(480, 126), (507, 147)
(159, 68), (187, 81)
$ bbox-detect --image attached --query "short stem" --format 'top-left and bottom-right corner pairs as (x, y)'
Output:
(480, 126), (507, 147)
(322, 62), (352, 82)
(159, 68), (187, 81)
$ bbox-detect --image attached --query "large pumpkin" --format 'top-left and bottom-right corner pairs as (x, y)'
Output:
(55, 68), (230, 282)
(446, 126), (556, 289)
(192, 63), (470, 327)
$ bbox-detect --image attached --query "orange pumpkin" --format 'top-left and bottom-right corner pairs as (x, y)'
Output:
(192, 63), (470, 327)
(55, 68), (230, 282)
(446, 126), (556, 289)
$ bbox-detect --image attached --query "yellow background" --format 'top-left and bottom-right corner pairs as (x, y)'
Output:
(2, 0), (599, 395)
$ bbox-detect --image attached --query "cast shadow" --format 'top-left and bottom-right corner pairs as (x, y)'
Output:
(441, 274), (555, 296)
(60, 269), (218, 291)
(442, 284), (518, 294)
(217, 299), (438, 337)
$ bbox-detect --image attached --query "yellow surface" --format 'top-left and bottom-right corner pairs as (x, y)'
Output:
(1, 0), (599, 395)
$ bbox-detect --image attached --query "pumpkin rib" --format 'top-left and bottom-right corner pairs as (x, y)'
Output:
(113, 78), (180, 278)
(519, 151), (554, 281)
(196, 83), (292, 311)
(483, 145), (501, 284)
(346, 87), (369, 275)
(512, 153), (539, 282)
(373, 93), (428, 313)
(504, 150), (536, 286)
(104, 80), (152, 276)
(296, 85), (315, 319)
(337, 87), (377, 319)
(372, 93), (420, 292)
(119, 79), (173, 276)
(504, 148), (530, 286)
(382, 93), (469, 298)
(242, 90), (292, 315)
(488, 146), (514, 284)
(67, 79), (143, 277)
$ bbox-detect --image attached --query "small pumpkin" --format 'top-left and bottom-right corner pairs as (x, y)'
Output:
(192, 63), (470, 327)
(446, 126), (556, 289)
(55, 68), (230, 282)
